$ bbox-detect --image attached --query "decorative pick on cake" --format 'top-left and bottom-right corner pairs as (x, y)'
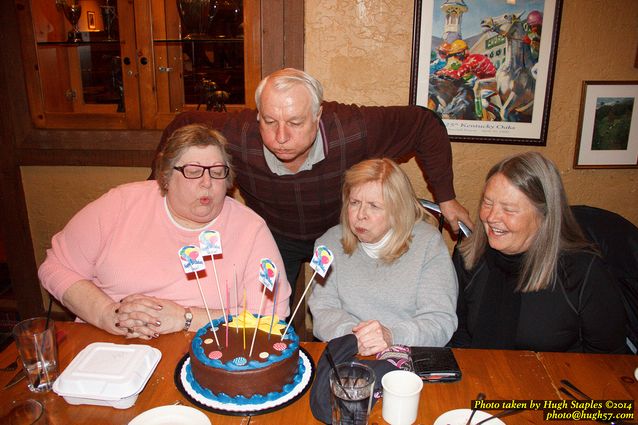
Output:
(250, 258), (278, 357)
(178, 245), (220, 348)
(281, 245), (334, 340)
(269, 263), (281, 339)
(199, 230), (228, 324)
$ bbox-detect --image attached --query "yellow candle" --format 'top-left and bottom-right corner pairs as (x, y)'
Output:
(242, 288), (247, 351)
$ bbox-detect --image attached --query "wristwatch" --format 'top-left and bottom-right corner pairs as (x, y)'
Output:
(183, 307), (193, 332)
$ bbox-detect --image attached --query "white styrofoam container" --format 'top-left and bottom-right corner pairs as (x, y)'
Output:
(53, 342), (162, 409)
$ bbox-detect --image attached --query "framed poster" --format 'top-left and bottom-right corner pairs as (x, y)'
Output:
(410, 0), (562, 145)
(574, 81), (638, 169)
(87, 11), (96, 30)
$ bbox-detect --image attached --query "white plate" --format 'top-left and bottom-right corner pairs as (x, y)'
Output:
(434, 408), (506, 425)
(128, 405), (211, 425)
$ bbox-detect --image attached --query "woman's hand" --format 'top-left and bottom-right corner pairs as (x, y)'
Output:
(115, 295), (186, 339)
(352, 320), (393, 356)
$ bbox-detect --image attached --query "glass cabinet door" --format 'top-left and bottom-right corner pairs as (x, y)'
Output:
(140, 0), (259, 129)
(21, 0), (140, 128)
(18, 0), (260, 130)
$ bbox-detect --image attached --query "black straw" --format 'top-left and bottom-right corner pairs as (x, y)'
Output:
(44, 295), (53, 330)
(325, 346), (352, 400)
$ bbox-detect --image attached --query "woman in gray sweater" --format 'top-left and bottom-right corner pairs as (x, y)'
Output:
(307, 158), (458, 355)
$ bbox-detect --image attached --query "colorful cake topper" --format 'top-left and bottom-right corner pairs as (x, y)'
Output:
(310, 245), (334, 277)
(199, 230), (222, 256)
(178, 245), (206, 273)
(258, 258), (278, 291)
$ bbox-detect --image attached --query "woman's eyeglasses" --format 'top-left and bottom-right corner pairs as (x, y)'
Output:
(173, 164), (229, 179)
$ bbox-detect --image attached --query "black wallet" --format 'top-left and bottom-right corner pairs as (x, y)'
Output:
(409, 346), (462, 382)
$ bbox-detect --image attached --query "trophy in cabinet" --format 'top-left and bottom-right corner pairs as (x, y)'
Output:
(56, 0), (83, 42)
(177, 0), (216, 39)
(100, 0), (118, 41)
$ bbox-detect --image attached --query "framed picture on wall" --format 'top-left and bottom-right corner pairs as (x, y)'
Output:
(574, 81), (638, 169)
(410, 0), (562, 145)
(87, 11), (96, 30)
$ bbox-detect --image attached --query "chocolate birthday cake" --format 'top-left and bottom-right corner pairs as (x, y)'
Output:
(187, 314), (302, 404)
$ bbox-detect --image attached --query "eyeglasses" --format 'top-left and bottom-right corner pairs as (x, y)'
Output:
(173, 164), (230, 180)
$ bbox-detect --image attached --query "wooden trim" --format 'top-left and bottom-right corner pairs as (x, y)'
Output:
(0, 1), (45, 318)
(260, 0), (304, 76)
(284, 0), (304, 70)
(261, 0), (284, 76)
(244, 1), (262, 107)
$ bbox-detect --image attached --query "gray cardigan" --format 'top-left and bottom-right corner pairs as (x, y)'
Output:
(308, 221), (458, 347)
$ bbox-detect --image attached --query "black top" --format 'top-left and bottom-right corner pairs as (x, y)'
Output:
(450, 247), (628, 353)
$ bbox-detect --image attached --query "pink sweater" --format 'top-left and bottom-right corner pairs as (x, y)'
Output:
(39, 181), (291, 318)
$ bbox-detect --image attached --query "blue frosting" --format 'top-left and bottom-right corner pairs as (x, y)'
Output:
(185, 356), (306, 405)
(192, 315), (299, 372)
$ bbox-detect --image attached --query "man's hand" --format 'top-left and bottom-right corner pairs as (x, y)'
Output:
(439, 199), (474, 233)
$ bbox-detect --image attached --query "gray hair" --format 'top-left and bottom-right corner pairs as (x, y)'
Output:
(459, 152), (592, 292)
(254, 68), (324, 117)
(154, 124), (235, 196)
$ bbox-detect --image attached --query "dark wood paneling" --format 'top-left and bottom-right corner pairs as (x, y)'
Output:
(284, 1), (304, 70)
(261, 0), (305, 76)
(261, 0), (285, 76)
(0, 1), (44, 319)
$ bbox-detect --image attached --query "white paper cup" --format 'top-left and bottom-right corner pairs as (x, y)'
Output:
(381, 370), (423, 425)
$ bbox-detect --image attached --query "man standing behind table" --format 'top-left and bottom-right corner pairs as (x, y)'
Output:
(154, 68), (472, 301)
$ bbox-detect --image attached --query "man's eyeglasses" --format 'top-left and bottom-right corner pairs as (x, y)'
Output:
(173, 164), (230, 180)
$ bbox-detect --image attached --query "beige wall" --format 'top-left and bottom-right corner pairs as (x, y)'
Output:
(305, 0), (638, 239)
(22, 0), (638, 263)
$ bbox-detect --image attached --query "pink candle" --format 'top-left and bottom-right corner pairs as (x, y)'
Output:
(225, 285), (230, 348)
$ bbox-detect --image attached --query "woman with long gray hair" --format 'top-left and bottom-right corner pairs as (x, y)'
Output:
(450, 152), (626, 353)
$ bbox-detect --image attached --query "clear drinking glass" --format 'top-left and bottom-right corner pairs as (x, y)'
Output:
(12, 318), (59, 393)
(330, 362), (376, 425)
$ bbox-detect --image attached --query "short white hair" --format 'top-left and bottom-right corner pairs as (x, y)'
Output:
(255, 68), (323, 117)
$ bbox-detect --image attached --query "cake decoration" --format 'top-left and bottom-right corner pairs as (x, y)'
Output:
(199, 230), (227, 324)
(273, 342), (287, 352)
(282, 245), (335, 339)
(199, 230), (222, 256)
(208, 351), (222, 360)
(178, 244), (220, 347)
(232, 357), (247, 366)
(250, 259), (279, 357)
(178, 245), (206, 273)
(310, 245), (334, 278)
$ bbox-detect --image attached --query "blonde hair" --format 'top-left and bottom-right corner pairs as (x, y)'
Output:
(341, 158), (426, 263)
(255, 68), (323, 117)
(154, 124), (235, 196)
(460, 152), (592, 292)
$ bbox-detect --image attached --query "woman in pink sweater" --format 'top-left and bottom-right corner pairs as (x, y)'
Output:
(39, 124), (291, 339)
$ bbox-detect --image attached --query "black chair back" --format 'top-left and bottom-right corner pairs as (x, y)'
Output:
(572, 205), (638, 353)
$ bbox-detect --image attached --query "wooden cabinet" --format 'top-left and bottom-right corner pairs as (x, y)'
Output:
(16, 0), (260, 130)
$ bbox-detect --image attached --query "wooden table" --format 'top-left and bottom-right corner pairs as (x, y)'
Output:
(0, 322), (636, 424)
